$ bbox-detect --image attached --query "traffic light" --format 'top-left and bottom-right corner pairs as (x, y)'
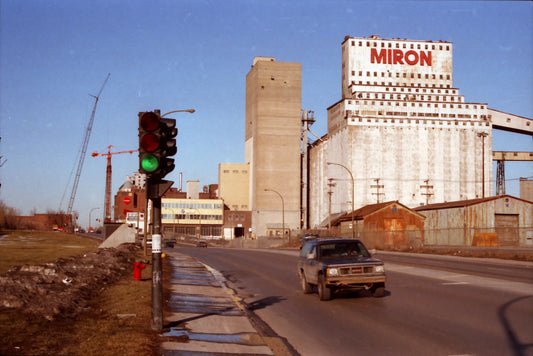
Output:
(138, 110), (178, 179)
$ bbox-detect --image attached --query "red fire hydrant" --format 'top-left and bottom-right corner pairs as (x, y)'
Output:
(133, 260), (147, 281)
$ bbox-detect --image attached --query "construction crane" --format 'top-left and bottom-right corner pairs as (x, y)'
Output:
(65, 73), (110, 222)
(92, 145), (138, 223)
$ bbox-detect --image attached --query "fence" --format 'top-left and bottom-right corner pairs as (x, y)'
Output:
(299, 226), (533, 249)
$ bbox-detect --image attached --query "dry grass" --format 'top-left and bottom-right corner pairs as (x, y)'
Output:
(0, 230), (100, 273)
(0, 230), (158, 355)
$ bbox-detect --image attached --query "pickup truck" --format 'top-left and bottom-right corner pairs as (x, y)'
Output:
(297, 238), (386, 301)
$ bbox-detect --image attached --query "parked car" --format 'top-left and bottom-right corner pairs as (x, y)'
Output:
(196, 240), (208, 248)
(297, 238), (386, 301)
(164, 239), (175, 248)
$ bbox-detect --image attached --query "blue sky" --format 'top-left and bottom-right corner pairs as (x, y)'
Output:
(1, 0), (531, 229)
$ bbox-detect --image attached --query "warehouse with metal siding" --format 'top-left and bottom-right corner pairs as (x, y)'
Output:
(414, 196), (533, 246)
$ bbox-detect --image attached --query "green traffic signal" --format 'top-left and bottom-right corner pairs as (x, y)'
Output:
(141, 154), (159, 172)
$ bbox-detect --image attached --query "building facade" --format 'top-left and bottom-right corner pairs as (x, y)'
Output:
(309, 35), (493, 228)
(414, 195), (533, 246)
(245, 57), (302, 237)
(218, 163), (250, 211)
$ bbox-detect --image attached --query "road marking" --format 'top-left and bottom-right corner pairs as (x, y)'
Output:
(386, 262), (533, 295)
(441, 282), (470, 285)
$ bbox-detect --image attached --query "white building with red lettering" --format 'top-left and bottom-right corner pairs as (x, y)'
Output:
(309, 35), (493, 228)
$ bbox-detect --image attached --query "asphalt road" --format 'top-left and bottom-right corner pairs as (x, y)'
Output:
(173, 245), (533, 356)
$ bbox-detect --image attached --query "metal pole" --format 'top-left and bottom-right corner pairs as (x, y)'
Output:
(151, 191), (163, 330)
(327, 162), (355, 239)
(265, 189), (285, 240)
(89, 207), (99, 232)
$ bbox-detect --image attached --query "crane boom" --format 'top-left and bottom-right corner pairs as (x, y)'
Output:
(91, 145), (138, 223)
(66, 73), (110, 222)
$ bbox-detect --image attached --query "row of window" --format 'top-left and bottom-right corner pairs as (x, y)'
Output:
(231, 205), (249, 210)
(348, 101), (485, 111)
(353, 86), (459, 95)
(162, 214), (223, 221)
(162, 202), (223, 210)
(347, 115), (490, 123)
(353, 71), (451, 81)
(222, 169), (248, 174)
(228, 214), (247, 221)
(355, 93), (466, 102)
(350, 81), (452, 89)
(352, 40), (450, 51)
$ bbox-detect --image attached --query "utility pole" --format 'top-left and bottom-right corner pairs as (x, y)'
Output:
(371, 178), (384, 203)
(420, 179), (434, 205)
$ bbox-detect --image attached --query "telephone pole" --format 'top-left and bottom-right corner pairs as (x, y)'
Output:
(371, 178), (384, 203)
(420, 179), (434, 205)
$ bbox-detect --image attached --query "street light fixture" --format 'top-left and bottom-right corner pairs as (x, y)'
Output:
(88, 207), (100, 232)
(161, 109), (195, 117)
(264, 188), (285, 240)
(327, 162), (355, 239)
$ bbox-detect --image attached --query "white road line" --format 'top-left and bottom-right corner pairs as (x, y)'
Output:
(386, 262), (533, 295)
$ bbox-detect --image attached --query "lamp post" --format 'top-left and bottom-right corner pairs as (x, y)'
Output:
(264, 189), (285, 240)
(149, 108), (194, 331)
(88, 207), (100, 232)
(327, 162), (355, 239)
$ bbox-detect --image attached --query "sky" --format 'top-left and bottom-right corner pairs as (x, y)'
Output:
(1, 0), (532, 229)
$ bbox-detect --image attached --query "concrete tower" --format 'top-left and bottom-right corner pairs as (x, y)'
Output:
(245, 57), (302, 238)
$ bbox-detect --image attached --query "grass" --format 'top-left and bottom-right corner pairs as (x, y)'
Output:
(0, 230), (100, 273)
(0, 230), (158, 355)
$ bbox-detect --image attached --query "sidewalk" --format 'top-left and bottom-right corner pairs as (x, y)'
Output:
(159, 251), (276, 355)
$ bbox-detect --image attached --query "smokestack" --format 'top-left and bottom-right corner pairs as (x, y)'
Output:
(179, 172), (183, 192)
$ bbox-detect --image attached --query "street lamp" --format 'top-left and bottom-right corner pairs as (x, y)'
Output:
(264, 189), (285, 240)
(161, 109), (195, 117)
(327, 162), (355, 239)
(88, 207), (100, 232)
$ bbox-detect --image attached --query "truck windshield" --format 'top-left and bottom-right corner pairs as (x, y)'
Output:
(319, 242), (370, 259)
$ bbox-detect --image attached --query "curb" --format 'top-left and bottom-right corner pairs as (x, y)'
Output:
(159, 251), (275, 355)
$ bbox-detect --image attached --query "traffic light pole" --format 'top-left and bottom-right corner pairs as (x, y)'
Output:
(151, 193), (163, 330)
(148, 178), (173, 331)
(139, 109), (192, 331)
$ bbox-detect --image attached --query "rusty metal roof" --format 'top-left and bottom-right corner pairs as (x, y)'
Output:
(413, 195), (532, 211)
(333, 200), (425, 224)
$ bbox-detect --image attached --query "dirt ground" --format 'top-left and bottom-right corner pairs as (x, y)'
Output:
(0, 243), (139, 321)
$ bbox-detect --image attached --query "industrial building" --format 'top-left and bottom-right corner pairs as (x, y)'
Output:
(245, 57), (302, 238)
(111, 35), (531, 244)
(414, 196), (533, 246)
(307, 35), (531, 231)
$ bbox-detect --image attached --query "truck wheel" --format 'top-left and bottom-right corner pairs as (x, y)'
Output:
(301, 274), (313, 294)
(318, 275), (331, 301)
(371, 283), (385, 298)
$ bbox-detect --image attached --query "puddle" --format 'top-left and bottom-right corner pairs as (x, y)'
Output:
(163, 327), (264, 346)
(168, 256), (222, 287)
(167, 293), (242, 316)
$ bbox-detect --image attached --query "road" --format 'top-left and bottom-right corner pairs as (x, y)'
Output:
(173, 245), (533, 356)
